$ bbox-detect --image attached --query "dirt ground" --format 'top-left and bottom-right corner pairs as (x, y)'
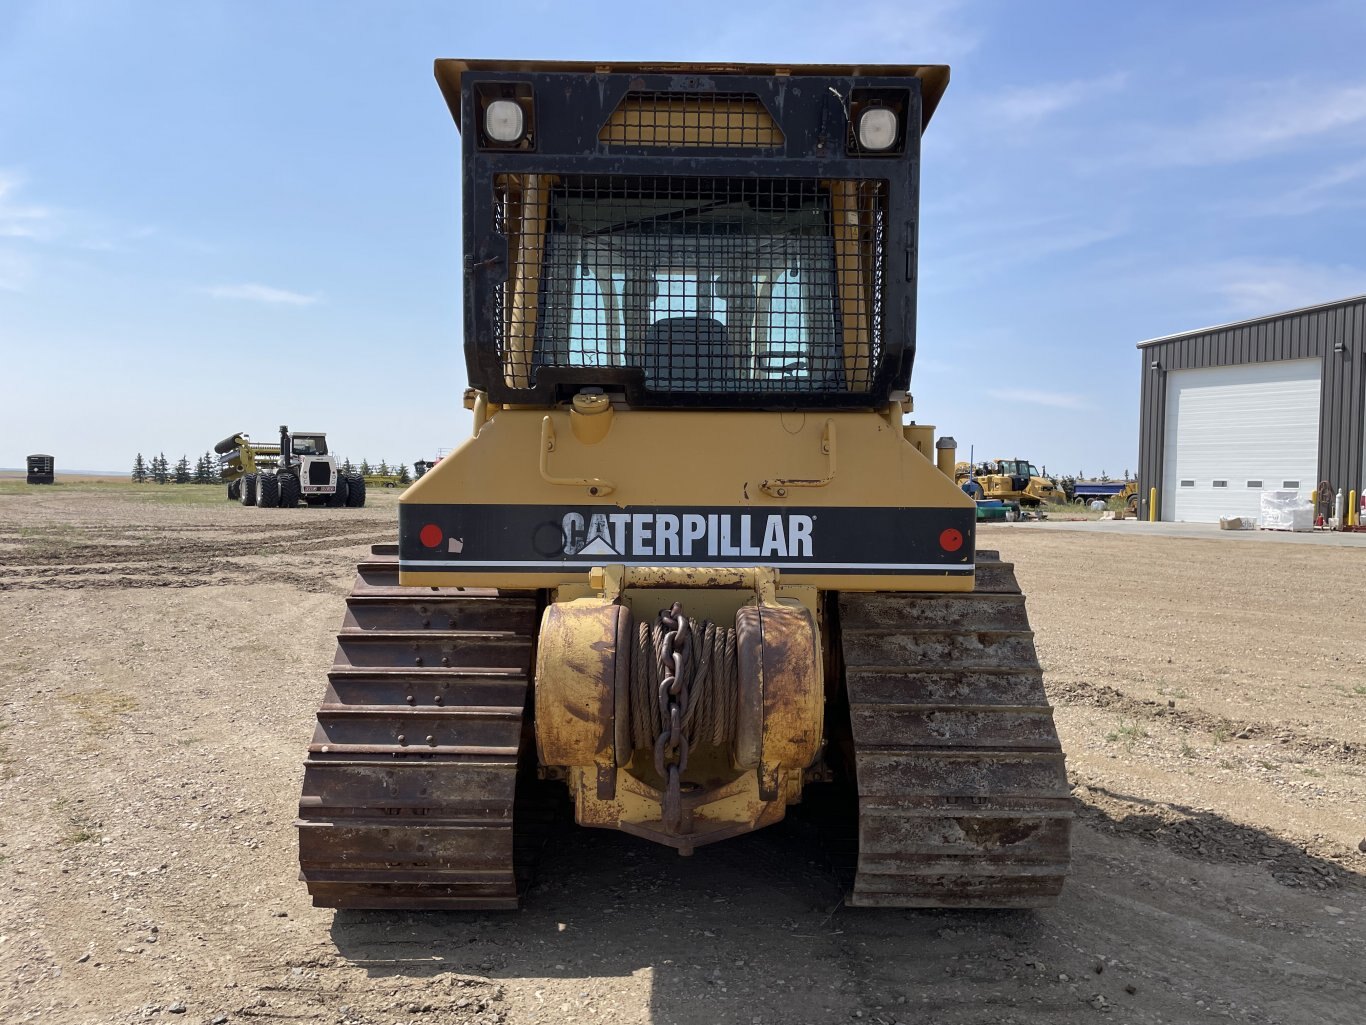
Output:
(1, 484), (1363, 1025)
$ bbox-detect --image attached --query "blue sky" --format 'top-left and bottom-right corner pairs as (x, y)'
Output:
(2, 1), (1364, 476)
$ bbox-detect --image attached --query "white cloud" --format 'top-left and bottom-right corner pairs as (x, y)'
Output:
(925, 214), (1125, 292)
(1245, 155), (1366, 216)
(1137, 80), (1366, 168)
(0, 171), (53, 241)
(205, 283), (320, 306)
(986, 72), (1128, 125)
(1203, 259), (1366, 317)
(983, 388), (1093, 411)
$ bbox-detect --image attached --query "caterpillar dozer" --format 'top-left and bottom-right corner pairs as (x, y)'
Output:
(296, 60), (1072, 910)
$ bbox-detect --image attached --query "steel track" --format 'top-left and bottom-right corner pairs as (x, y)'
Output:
(296, 546), (541, 909)
(839, 550), (1073, 907)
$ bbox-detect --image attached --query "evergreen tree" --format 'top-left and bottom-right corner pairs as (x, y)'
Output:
(377, 459), (390, 476)
(204, 452), (220, 484)
(152, 453), (170, 484)
(397, 463), (411, 484)
(359, 459), (371, 476)
(131, 453), (148, 483)
(341, 458), (355, 476)
(174, 455), (192, 484)
(194, 452), (216, 484)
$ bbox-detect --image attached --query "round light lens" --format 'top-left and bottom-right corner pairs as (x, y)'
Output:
(856, 107), (898, 151)
(485, 99), (525, 143)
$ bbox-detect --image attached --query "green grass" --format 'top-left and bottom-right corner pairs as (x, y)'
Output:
(1158, 686), (1190, 700)
(1105, 720), (1148, 750)
(1212, 725), (1231, 744)
(1352, 686), (1366, 696)
(1179, 740), (1197, 758)
(60, 818), (98, 847)
(1302, 767), (1324, 777)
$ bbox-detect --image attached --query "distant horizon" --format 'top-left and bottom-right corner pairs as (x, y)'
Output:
(4, 2), (1365, 471)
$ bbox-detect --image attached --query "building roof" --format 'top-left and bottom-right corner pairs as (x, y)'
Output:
(1137, 292), (1366, 348)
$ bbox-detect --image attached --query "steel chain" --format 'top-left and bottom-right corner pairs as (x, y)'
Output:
(650, 603), (692, 832)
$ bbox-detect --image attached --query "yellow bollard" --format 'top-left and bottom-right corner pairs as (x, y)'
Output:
(1352, 490), (1358, 528)
(1148, 487), (1157, 522)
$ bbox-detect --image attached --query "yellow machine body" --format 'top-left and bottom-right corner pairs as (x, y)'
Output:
(399, 404), (971, 846)
(297, 60), (1071, 913)
(956, 457), (1063, 507)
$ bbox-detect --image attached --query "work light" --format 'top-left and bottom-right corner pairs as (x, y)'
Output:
(856, 107), (898, 151)
(485, 100), (525, 143)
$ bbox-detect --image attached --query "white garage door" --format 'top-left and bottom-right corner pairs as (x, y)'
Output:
(1162, 360), (1321, 522)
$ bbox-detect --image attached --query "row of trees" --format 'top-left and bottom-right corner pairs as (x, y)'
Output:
(131, 452), (222, 484)
(1042, 468), (1132, 482)
(130, 453), (412, 484)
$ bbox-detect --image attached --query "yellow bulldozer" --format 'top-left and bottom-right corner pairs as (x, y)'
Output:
(957, 458), (1063, 508)
(295, 60), (1071, 910)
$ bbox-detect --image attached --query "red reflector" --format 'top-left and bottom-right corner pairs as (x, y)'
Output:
(939, 528), (964, 553)
(419, 524), (444, 549)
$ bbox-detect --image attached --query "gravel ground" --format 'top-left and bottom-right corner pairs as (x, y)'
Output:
(1, 487), (1363, 1025)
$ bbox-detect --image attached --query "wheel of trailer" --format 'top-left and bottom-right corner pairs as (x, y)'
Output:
(227, 479), (240, 502)
(278, 472), (301, 508)
(345, 472), (366, 507)
(240, 474), (257, 506)
(326, 474), (349, 508)
(1073, 497), (1086, 506)
(1127, 493), (1139, 516)
(257, 472), (280, 508)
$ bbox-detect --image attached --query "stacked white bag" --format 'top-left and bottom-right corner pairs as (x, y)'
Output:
(1258, 490), (1314, 531)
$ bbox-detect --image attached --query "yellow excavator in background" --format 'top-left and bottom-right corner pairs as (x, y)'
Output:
(295, 59), (1071, 911)
(956, 458), (1063, 507)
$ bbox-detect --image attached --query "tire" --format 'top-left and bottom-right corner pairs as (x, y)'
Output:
(240, 474), (257, 506)
(345, 472), (366, 508)
(1126, 494), (1139, 516)
(278, 472), (301, 509)
(227, 479), (240, 502)
(258, 472), (280, 508)
(327, 473), (349, 508)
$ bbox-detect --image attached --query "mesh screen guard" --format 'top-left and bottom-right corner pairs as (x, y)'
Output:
(488, 174), (889, 404)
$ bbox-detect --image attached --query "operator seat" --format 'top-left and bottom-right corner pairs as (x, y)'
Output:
(632, 316), (746, 391)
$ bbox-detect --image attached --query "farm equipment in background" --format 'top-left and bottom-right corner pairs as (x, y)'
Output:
(295, 59), (1071, 913)
(1064, 478), (1138, 513)
(214, 427), (366, 508)
(364, 471), (406, 489)
(956, 458), (1063, 507)
(25, 454), (55, 485)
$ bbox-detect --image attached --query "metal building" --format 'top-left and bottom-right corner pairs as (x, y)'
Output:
(1136, 293), (1366, 522)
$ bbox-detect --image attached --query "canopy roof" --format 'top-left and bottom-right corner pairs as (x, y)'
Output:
(434, 59), (950, 131)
